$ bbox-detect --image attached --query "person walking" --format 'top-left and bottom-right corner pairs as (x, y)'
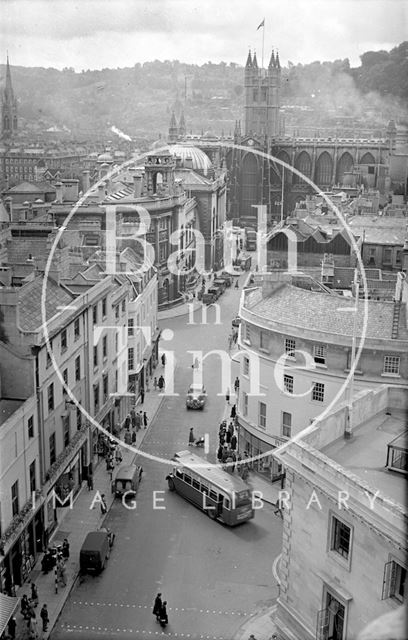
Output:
(234, 376), (240, 394)
(235, 279), (239, 289)
(21, 593), (30, 618)
(230, 404), (236, 419)
(217, 444), (224, 462)
(135, 411), (142, 431)
(131, 429), (137, 444)
(125, 414), (131, 429)
(40, 604), (49, 632)
(188, 427), (195, 446)
(28, 611), (38, 639)
(231, 433), (237, 451)
(100, 494), (107, 516)
(153, 593), (162, 621)
(115, 446), (123, 465)
(225, 388), (230, 404)
(153, 377), (158, 391)
(87, 473), (94, 490)
(30, 582), (39, 607)
(140, 388), (145, 404)
(160, 601), (168, 626)
(158, 375), (165, 391)
(161, 353), (166, 366)
(143, 411), (148, 429)
(62, 538), (70, 559)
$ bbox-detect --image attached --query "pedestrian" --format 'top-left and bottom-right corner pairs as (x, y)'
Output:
(153, 377), (158, 391)
(30, 582), (39, 607)
(143, 411), (148, 429)
(235, 279), (239, 289)
(87, 472), (94, 490)
(125, 414), (131, 429)
(21, 594), (30, 618)
(131, 429), (137, 444)
(135, 411), (141, 431)
(160, 601), (168, 625)
(189, 427), (195, 446)
(225, 387), (230, 404)
(54, 566), (59, 594)
(130, 408), (136, 428)
(62, 538), (70, 559)
(100, 493), (107, 516)
(230, 404), (236, 419)
(7, 615), (16, 639)
(231, 433), (237, 451)
(228, 421), (234, 437)
(226, 429), (231, 445)
(231, 451), (236, 473)
(234, 376), (240, 393)
(115, 446), (123, 465)
(219, 431), (225, 446)
(57, 560), (66, 587)
(161, 353), (166, 366)
(28, 611), (38, 639)
(158, 375), (165, 391)
(152, 593), (162, 621)
(140, 388), (145, 404)
(40, 604), (49, 632)
(124, 430), (132, 445)
(217, 444), (223, 462)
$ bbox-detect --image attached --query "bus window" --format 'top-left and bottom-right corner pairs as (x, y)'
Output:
(184, 474), (192, 485)
(209, 490), (217, 501)
(176, 468), (183, 478)
(201, 483), (209, 494)
(192, 478), (200, 490)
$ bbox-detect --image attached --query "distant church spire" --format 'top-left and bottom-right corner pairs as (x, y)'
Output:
(168, 110), (178, 143)
(178, 110), (186, 138)
(2, 54), (18, 137)
(245, 50), (253, 68)
(252, 51), (258, 68)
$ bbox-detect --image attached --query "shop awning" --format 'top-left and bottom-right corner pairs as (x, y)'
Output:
(0, 593), (19, 635)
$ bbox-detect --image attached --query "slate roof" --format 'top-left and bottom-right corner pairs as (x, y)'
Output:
(18, 276), (74, 331)
(248, 284), (406, 340)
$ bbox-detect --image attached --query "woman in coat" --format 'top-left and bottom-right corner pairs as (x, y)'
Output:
(152, 593), (162, 620)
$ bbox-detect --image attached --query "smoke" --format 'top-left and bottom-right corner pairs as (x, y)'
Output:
(111, 125), (132, 141)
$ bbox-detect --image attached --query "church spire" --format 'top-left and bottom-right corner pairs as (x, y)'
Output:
(275, 51), (281, 69)
(168, 110), (178, 143)
(252, 51), (258, 68)
(178, 110), (186, 138)
(2, 54), (18, 137)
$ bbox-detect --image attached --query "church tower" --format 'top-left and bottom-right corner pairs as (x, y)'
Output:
(2, 55), (18, 138)
(244, 48), (281, 139)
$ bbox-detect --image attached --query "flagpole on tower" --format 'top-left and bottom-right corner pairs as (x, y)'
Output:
(256, 18), (265, 69)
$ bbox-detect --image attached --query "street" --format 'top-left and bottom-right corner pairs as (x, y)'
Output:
(51, 282), (283, 639)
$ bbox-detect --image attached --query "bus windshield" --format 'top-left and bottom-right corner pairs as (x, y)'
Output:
(235, 489), (251, 507)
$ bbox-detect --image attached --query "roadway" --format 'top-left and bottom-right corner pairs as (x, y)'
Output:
(51, 280), (283, 639)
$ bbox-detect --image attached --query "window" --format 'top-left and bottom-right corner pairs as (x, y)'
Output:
(383, 247), (392, 264)
(184, 474), (192, 485)
(75, 355), (81, 382)
(128, 347), (134, 370)
(283, 374), (294, 394)
(102, 297), (107, 318)
(61, 329), (67, 353)
(28, 416), (34, 439)
(312, 382), (325, 402)
(314, 344), (327, 365)
(115, 305), (119, 320)
(128, 318), (134, 336)
(242, 391), (248, 417)
(62, 415), (70, 447)
(102, 335), (107, 360)
(159, 244), (167, 261)
(260, 331), (269, 350)
(192, 478), (200, 490)
(62, 368), (68, 394)
(93, 345), (98, 369)
(330, 516), (352, 559)
(29, 460), (36, 493)
(74, 318), (80, 340)
(383, 355), (400, 375)
(76, 407), (82, 430)
(258, 402), (267, 429)
(49, 432), (56, 465)
(282, 412), (292, 438)
(284, 338), (296, 358)
(103, 374), (109, 402)
(382, 560), (407, 602)
(243, 356), (249, 376)
(11, 480), (19, 517)
(92, 304), (98, 325)
(93, 383), (99, 413)
(47, 383), (54, 412)
(122, 299), (126, 313)
(115, 332), (118, 352)
(244, 324), (251, 343)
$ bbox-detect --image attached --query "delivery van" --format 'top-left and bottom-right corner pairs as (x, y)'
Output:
(79, 530), (113, 573)
(112, 463), (143, 498)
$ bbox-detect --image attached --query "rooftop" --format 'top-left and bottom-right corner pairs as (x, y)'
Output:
(322, 408), (407, 506)
(246, 283), (408, 340)
(0, 398), (24, 426)
(18, 276), (73, 332)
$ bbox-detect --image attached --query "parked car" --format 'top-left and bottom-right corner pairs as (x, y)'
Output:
(213, 278), (227, 293)
(112, 464), (143, 498)
(202, 292), (217, 304)
(80, 530), (114, 574)
(220, 273), (233, 287)
(208, 286), (222, 300)
(186, 383), (207, 409)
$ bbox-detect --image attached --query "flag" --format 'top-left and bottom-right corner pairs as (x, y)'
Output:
(257, 18), (265, 30)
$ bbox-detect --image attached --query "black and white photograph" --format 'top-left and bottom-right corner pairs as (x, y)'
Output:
(0, 1), (407, 639)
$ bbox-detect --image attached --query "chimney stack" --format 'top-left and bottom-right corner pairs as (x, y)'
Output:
(133, 173), (143, 198)
(82, 169), (90, 193)
(55, 182), (64, 204)
(97, 182), (106, 203)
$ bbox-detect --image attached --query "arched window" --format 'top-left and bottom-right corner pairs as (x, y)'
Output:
(293, 151), (312, 184)
(241, 153), (259, 220)
(336, 152), (353, 185)
(315, 152), (333, 186)
(153, 172), (163, 192)
(360, 152), (375, 165)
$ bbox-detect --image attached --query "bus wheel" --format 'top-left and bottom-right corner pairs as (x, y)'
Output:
(207, 508), (217, 520)
(167, 478), (175, 492)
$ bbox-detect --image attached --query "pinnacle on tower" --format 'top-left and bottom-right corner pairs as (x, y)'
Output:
(275, 51), (281, 69)
(268, 50), (276, 70)
(252, 51), (258, 68)
(168, 110), (178, 143)
(178, 110), (186, 138)
(245, 50), (253, 68)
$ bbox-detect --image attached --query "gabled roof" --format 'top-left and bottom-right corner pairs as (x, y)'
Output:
(18, 276), (74, 332)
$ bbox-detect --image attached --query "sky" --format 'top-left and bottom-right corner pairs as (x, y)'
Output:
(0, 0), (406, 70)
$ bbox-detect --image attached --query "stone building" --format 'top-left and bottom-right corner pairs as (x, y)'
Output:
(273, 384), (407, 640)
(235, 272), (408, 482)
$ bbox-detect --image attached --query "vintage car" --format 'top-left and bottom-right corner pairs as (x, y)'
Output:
(186, 383), (207, 409)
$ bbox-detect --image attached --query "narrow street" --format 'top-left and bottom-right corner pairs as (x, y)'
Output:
(51, 281), (283, 639)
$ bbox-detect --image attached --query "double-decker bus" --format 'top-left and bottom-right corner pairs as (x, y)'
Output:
(165, 450), (254, 526)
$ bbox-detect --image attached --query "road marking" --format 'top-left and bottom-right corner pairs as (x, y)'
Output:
(72, 600), (249, 616)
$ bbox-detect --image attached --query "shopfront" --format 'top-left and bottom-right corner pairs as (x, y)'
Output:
(237, 418), (286, 483)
